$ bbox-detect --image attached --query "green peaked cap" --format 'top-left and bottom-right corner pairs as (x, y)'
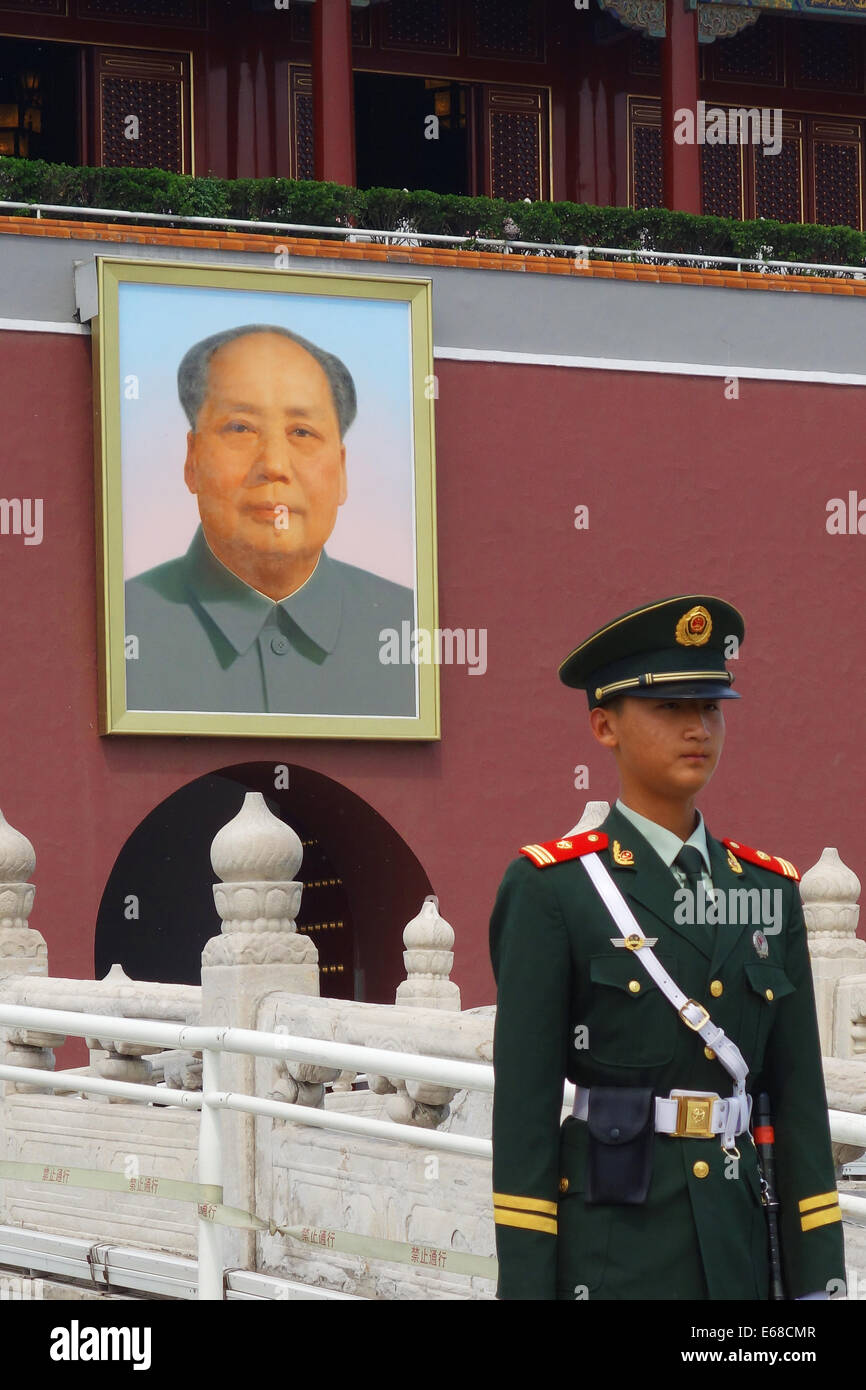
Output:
(559, 594), (746, 710)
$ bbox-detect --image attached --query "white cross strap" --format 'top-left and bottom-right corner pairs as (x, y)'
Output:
(579, 851), (752, 1149)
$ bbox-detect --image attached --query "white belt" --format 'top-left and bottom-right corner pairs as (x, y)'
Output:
(572, 1086), (752, 1141)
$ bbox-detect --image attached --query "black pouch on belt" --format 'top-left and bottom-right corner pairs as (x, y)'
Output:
(584, 1086), (654, 1205)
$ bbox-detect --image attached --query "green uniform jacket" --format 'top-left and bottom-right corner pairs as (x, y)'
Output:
(489, 803), (845, 1301)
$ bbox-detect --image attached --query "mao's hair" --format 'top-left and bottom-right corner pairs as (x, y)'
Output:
(177, 324), (358, 438)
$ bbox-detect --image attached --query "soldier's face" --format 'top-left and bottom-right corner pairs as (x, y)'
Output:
(593, 697), (725, 797)
(183, 332), (347, 574)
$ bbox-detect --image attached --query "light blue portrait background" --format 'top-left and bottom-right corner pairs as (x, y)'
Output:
(118, 280), (417, 589)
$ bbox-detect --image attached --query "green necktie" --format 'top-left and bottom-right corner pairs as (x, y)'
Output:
(674, 846), (711, 939)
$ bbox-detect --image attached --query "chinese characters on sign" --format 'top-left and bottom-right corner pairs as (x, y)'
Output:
(41, 1166), (70, 1184)
(410, 1245), (448, 1268)
(300, 1227), (336, 1249)
(128, 1176), (160, 1194)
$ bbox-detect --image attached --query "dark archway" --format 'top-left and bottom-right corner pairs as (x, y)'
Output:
(94, 763), (432, 1003)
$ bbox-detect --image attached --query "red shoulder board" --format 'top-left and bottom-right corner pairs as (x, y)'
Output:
(722, 838), (800, 882)
(520, 831), (609, 868)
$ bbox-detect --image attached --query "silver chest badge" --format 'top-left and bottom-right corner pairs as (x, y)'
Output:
(753, 930), (769, 959)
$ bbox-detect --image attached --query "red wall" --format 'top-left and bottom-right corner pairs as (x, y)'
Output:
(2, 328), (863, 1006)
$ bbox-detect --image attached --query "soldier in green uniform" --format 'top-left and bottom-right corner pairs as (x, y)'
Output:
(490, 595), (845, 1300)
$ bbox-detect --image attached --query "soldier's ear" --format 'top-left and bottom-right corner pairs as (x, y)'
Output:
(590, 704), (620, 749)
(184, 431), (198, 494)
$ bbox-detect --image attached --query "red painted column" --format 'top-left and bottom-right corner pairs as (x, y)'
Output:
(313, 0), (356, 187)
(662, 0), (702, 214)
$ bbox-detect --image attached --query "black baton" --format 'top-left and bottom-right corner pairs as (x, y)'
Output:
(754, 1092), (786, 1300)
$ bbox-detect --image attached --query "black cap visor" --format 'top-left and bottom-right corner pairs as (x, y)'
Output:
(601, 680), (740, 704)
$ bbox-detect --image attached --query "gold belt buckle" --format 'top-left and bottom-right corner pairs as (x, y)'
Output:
(672, 1094), (717, 1139)
(678, 999), (710, 1031)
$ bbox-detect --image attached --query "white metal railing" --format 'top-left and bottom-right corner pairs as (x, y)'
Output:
(0, 200), (864, 279)
(3, 1001), (866, 1300)
(834, 1098), (866, 1233)
(0, 1001), (494, 1300)
(0, 1227), (364, 1300)
(830, 1110), (866, 1229)
(829, 1109), (866, 1148)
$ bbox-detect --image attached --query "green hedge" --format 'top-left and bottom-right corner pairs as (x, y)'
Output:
(1, 154), (865, 268)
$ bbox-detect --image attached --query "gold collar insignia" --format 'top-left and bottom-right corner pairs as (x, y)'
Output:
(726, 847), (743, 875)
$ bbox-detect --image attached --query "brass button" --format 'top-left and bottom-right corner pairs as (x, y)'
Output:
(588, 834), (599, 842)
(710, 980), (723, 998)
(765, 988), (774, 1002)
(628, 980), (641, 994)
(693, 1160), (710, 1179)
(704, 1046), (716, 1060)
(559, 1177), (569, 1193)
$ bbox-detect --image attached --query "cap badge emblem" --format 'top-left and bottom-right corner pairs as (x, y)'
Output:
(675, 605), (713, 647)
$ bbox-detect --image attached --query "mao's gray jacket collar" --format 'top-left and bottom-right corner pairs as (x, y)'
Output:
(183, 526), (342, 657)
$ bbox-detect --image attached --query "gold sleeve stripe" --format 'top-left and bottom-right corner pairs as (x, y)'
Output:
(801, 1206), (842, 1233)
(521, 843), (556, 866)
(492, 1192), (558, 1216)
(520, 846), (546, 866)
(494, 1209), (558, 1236)
(775, 857), (800, 879)
(798, 1191), (839, 1214)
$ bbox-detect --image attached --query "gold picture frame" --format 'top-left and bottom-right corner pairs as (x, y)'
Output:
(93, 256), (439, 739)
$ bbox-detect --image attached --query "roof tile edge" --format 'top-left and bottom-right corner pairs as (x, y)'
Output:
(0, 215), (863, 297)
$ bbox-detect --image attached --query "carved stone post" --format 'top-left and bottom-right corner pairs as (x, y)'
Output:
(572, 800), (611, 833)
(368, 896), (461, 1127)
(86, 966), (163, 1104)
(0, 809), (64, 1094)
(395, 895), (460, 1013)
(200, 792), (319, 1269)
(800, 848), (866, 1057)
(0, 808), (45, 977)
